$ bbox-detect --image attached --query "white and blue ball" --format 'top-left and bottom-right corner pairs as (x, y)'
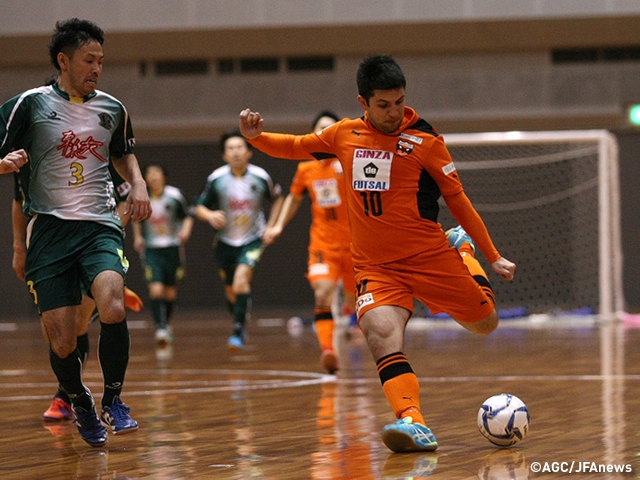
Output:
(477, 393), (530, 446)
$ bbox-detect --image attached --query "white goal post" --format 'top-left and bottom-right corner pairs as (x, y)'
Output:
(440, 130), (623, 320)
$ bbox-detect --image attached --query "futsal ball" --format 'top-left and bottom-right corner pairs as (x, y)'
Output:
(477, 393), (530, 446)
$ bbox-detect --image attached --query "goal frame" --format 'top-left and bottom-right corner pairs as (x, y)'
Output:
(443, 130), (623, 321)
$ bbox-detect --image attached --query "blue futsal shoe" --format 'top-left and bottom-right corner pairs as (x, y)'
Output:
(73, 406), (108, 447)
(381, 416), (439, 453)
(445, 225), (476, 253)
(227, 331), (245, 352)
(100, 396), (139, 435)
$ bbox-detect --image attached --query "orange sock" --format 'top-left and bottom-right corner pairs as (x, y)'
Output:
(459, 244), (484, 275)
(377, 353), (426, 425)
(315, 318), (334, 352)
(459, 245), (496, 305)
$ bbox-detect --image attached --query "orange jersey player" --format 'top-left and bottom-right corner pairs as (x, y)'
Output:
(240, 55), (516, 454)
(263, 111), (357, 374)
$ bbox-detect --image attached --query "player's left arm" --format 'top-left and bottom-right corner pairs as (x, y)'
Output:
(111, 153), (151, 223)
(443, 190), (516, 280)
(262, 182), (284, 246)
(0, 150), (28, 174)
(178, 216), (194, 245)
(176, 190), (195, 244)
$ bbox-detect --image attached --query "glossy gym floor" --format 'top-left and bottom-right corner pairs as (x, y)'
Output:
(0, 309), (638, 479)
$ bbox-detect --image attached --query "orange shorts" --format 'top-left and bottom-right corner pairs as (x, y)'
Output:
(354, 241), (494, 323)
(307, 246), (357, 294)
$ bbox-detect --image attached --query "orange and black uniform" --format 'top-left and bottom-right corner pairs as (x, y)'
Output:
(249, 106), (499, 323)
(289, 159), (356, 293)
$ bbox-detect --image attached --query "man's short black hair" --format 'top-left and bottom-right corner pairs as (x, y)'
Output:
(49, 18), (104, 71)
(220, 130), (252, 153)
(356, 55), (406, 103)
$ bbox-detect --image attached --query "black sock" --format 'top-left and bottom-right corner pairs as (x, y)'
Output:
(166, 300), (174, 324)
(77, 332), (90, 366)
(150, 298), (167, 328)
(232, 293), (250, 336)
(49, 348), (93, 411)
(52, 333), (91, 404)
(99, 320), (130, 407)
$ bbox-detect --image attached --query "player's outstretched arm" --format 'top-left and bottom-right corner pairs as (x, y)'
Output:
(491, 257), (516, 281)
(239, 108), (264, 139)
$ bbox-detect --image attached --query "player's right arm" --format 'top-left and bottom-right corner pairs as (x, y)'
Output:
(131, 221), (145, 253)
(195, 174), (227, 230)
(195, 205), (226, 229)
(239, 109), (333, 160)
(263, 193), (303, 244)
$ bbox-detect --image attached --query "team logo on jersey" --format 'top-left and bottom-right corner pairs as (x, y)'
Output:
(395, 139), (414, 157)
(312, 179), (341, 207)
(363, 163), (378, 178)
(399, 132), (423, 145)
(352, 149), (392, 191)
(57, 130), (107, 162)
(98, 112), (114, 130)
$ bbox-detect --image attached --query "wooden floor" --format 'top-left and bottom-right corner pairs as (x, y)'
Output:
(0, 309), (639, 479)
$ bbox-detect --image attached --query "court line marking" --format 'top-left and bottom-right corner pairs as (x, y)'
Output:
(1, 368), (638, 402)
(0, 369), (335, 401)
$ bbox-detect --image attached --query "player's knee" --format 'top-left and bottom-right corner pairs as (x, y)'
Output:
(50, 339), (77, 359)
(98, 300), (126, 324)
(473, 310), (499, 336)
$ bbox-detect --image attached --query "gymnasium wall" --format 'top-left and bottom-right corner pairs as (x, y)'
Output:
(1, 1), (640, 316)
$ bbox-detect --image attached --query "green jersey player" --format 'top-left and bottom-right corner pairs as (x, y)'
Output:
(196, 131), (283, 351)
(0, 18), (151, 447)
(132, 163), (194, 346)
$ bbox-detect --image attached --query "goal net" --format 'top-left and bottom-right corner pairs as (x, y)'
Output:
(438, 130), (623, 320)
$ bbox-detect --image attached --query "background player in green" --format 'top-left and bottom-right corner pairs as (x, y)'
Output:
(0, 18), (151, 446)
(132, 163), (194, 346)
(196, 130), (283, 351)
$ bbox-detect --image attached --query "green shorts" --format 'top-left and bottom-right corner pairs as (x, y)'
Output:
(25, 215), (128, 313)
(215, 238), (263, 286)
(144, 246), (185, 286)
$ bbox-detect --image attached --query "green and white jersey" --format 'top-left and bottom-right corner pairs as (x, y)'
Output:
(143, 185), (194, 248)
(0, 83), (135, 232)
(197, 164), (281, 247)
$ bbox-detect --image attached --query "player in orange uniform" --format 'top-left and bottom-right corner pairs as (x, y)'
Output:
(239, 55), (516, 453)
(263, 111), (357, 374)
